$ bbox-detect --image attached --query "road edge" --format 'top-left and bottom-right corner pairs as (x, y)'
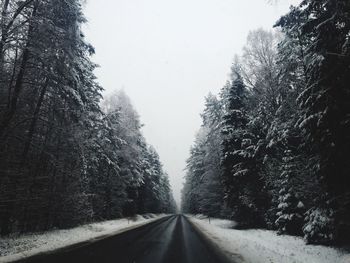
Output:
(1, 215), (173, 263)
(185, 215), (245, 263)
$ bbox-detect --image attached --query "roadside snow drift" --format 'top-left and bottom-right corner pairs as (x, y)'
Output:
(0, 214), (166, 263)
(188, 215), (350, 263)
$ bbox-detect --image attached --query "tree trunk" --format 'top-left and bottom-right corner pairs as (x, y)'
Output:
(0, 4), (37, 138)
(0, 0), (10, 63)
(22, 79), (49, 163)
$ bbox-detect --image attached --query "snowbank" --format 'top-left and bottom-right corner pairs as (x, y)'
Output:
(188, 215), (350, 263)
(0, 214), (167, 263)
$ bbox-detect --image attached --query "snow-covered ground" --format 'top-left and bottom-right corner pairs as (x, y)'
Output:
(0, 214), (166, 263)
(188, 215), (350, 263)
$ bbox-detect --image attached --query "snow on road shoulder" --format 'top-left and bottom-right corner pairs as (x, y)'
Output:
(0, 214), (167, 263)
(187, 215), (350, 263)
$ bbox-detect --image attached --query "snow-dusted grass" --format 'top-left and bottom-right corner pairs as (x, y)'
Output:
(0, 213), (166, 263)
(188, 215), (350, 263)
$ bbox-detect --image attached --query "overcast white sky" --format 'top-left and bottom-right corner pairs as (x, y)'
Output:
(83, 0), (301, 206)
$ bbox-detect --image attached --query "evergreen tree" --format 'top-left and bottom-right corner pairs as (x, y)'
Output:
(0, 1), (175, 236)
(278, 0), (350, 244)
(199, 94), (225, 217)
(275, 151), (305, 236)
(221, 73), (265, 227)
(182, 130), (206, 215)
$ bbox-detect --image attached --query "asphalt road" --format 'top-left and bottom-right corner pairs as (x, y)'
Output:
(16, 215), (230, 263)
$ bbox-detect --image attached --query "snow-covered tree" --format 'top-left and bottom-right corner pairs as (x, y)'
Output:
(277, 0), (350, 244)
(275, 152), (305, 236)
(221, 71), (268, 228)
(0, 1), (175, 235)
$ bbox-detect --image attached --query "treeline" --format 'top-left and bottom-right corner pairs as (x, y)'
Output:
(0, 0), (175, 236)
(182, 0), (350, 245)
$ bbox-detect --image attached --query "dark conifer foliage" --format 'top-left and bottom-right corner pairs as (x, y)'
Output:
(182, 0), (350, 245)
(182, 93), (225, 217)
(221, 73), (265, 228)
(0, 0), (175, 236)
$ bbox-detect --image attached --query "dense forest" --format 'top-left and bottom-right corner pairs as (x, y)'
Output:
(182, 0), (350, 245)
(0, 0), (175, 236)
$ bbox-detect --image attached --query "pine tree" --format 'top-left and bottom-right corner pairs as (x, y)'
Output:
(221, 73), (265, 227)
(199, 94), (225, 217)
(278, 0), (350, 244)
(275, 151), (305, 236)
(182, 130), (206, 215)
(0, 0), (176, 236)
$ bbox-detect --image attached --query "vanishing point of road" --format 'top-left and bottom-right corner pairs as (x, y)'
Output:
(14, 215), (231, 263)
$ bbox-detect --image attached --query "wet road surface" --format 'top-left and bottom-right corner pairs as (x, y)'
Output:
(15, 215), (230, 263)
